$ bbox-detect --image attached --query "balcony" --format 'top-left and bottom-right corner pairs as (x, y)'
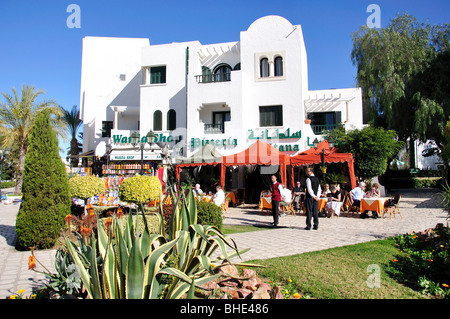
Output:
(311, 123), (344, 135)
(195, 72), (231, 83)
(204, 123), (224, 134)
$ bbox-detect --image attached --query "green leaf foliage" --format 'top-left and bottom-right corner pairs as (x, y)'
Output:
(351, 13), (450, 149)
(118, 175), (162, 204)
(327, 126), (404, 181)
(15, 109), (71, 250)
(68, 175), (105, 200)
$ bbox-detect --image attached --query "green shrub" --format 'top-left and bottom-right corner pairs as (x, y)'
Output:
(15, 110), (71, 250)
(1, 181), (15, 188)
(196, 200), (223, 230)
(68, 175), (105, 200)
(412, 177), (442, 188)
(118, 175), (162, 204)
(387, 225), (450, 299)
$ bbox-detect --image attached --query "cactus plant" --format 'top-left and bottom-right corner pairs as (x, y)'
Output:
(64, 190), (251, 299)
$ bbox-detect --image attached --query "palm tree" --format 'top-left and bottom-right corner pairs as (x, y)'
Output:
(0, 85), (66, 194)
(62, 105), (83, 167)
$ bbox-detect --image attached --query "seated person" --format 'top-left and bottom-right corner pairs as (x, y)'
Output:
(213, 185), (225, 206)
(292, 181), (305, 211)
(366, 183), (381, 198)
(321, 184), (331, 197)
(326, 186), (342, 217)
(193, 183), (204, 197)
(349, 182), (366, 208)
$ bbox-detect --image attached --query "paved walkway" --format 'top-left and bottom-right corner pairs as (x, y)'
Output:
(0, 188), (447, 299)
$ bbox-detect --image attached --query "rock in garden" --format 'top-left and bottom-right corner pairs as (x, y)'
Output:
(241, 268), (256, 278)
(221, 287), (239, 299)
(258, 282), (272, 291)
(252, 287), (271, 299)
(217, 264), (239, 277)
(270, 285), (284, 299)
(237, 288), (253, 299)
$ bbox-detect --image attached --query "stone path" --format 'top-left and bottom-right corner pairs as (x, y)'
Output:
(0, 188), (447, 299)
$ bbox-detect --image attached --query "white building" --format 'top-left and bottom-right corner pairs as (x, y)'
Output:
(79, 15), (364, 169)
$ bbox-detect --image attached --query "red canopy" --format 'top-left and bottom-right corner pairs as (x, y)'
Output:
(290, 140), (357, 189)
(220, 140), (290, 189)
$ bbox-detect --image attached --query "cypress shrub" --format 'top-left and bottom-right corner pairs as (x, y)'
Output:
(15, 110), (71, 250)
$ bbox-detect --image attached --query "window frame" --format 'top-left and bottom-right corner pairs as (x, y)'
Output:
(153, 110), (163, 131)
(167, 109), (176, 131)
(149, 65), (167, 84)
(259, 105), (283, 127)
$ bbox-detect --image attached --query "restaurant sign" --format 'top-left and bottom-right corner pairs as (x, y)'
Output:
(112, 133), (182, 144)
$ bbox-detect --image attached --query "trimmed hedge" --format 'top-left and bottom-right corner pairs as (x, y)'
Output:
(196, 200), (223, 230)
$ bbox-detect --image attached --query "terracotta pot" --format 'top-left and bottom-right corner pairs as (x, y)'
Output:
(304, 119), (311, 124)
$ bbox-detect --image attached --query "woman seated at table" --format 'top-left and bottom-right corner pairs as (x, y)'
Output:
(321, 184), (331, 197)
(193, 184), (204, 197)
(326, 186), (342, 217)
(366, 183), (380, 198)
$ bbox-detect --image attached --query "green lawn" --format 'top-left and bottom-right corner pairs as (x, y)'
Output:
(221, 224), (269, 235)
(248, 238), (427, 299)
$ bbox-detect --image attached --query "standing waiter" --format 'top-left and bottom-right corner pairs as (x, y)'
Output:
(270, 175), (283, 227)
(305, 167), (322, 230)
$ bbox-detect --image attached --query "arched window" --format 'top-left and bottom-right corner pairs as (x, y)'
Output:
(153, 110), (162, 131)
(274, 56), (283, 76)
(167, 109), (176, 131)
(260, 58), (269, 78)
(214, 64), (231, 82)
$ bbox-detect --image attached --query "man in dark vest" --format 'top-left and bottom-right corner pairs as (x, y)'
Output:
(270, 175), (282, 227)
(305, 167), (322, 230)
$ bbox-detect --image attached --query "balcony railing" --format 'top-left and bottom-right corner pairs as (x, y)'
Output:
(195, 72), (231, 83)
(311, 123), (344, 135)
(204, 123), (224, 134)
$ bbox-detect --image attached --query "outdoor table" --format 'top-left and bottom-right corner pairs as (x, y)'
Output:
(360, 197), (388, 215)
(318, 198), (327, 212)
(259, 196), (272, 211)
(203, 195), (213, 203)
(226, 191), (237, 205)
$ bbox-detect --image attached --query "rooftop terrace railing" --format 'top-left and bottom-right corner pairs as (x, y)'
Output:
(195, 72), (231, 83)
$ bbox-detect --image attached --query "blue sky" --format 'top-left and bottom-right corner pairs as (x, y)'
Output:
(0, 0), (448, 159)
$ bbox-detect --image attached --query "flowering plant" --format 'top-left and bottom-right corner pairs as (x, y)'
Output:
(68, 175), (105, 200)
(118, 175), (162, 204)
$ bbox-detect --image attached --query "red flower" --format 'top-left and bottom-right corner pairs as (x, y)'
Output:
(28, 256), (36, 270)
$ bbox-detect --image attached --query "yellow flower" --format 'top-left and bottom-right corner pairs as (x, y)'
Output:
(10, 295), (16, 299)
(31, 294), (36, 298)
(288, 279), (292, 283)
(442, 283), (449, 288)
(293, 293), (300, 298)
(18, 289), (25, 295)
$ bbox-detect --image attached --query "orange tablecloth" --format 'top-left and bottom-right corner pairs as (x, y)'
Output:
(226, 192), (237, 204)
(259, 196), (272, 211)
(360, 197), (387, 215)
(203, 195), (212, 203)
(318, 198), (327, 212)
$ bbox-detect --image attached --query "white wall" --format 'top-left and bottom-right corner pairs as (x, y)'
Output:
(79, 36), (150, 155)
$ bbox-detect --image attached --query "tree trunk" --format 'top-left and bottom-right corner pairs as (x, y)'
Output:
(15, 144), (26, 195)
(409, 137), (416, 169)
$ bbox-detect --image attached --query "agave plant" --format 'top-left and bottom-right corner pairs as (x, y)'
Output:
(64, 189), (251, 299)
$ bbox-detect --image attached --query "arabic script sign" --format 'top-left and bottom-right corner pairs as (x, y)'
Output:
(247, 128), (302, 141)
